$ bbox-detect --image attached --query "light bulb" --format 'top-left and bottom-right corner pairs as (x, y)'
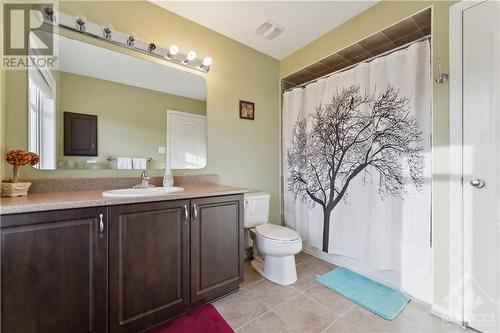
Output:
(169, 45), (179, 56)
(202, 57), (212, 66)
(166, 45), (179, 59)
(185, 51), (196, 63)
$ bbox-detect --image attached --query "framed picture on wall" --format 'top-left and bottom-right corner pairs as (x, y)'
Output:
(239, 100), (255, 120)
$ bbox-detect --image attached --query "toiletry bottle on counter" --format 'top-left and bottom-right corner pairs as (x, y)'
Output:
(163, 168), (174, 187)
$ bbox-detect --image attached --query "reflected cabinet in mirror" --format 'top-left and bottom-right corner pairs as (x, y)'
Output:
(22, 31), (207, 170)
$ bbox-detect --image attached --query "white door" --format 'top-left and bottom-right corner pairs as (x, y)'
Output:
(463, 1), (500, 331)
(167, 110), (207, 169)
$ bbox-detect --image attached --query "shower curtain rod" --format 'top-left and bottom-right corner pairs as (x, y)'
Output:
(283, 35), (431, 93)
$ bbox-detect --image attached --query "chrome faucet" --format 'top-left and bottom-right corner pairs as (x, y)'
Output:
(134, 170), (151, 188)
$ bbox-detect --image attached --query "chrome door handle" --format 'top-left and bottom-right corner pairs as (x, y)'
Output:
(183, 204), (189, 224)
(470, 179), (485, 188)
(192, 204), (198, 222)
(99, 213), (104, 238)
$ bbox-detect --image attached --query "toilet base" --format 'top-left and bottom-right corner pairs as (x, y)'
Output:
(251, 254), (297, 286)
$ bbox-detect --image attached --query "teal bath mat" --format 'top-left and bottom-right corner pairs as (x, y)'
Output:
(316, 267), (410, 320)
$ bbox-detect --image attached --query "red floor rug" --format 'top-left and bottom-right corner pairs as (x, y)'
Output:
(148, 304), (234, 333)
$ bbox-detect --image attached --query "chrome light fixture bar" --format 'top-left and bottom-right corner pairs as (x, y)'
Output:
(48, 10), (212, 73)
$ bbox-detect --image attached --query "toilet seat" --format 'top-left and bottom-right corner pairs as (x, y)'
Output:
(255, 224), (300, 243)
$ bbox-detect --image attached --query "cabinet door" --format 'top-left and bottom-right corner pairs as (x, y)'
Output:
(64, 111), (98, 156)
(109, 200), (190, 333)
(191, 195), (243, 303)
(1, 207), (108, 333)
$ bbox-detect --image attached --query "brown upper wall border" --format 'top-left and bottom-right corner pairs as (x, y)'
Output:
(358, 32), (391, 51)
(281, 8), (431, 91)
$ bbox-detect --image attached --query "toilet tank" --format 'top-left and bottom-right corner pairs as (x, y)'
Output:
(244, 192), (270, 228)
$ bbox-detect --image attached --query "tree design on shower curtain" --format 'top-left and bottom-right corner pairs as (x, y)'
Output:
(287, 85), (424, 252)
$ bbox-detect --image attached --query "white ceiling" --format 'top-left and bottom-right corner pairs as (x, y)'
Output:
(152, 1), (378, 59)
(58, 35), (207, 100)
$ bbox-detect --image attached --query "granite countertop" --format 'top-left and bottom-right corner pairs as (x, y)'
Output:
(0, 184), (248, 215)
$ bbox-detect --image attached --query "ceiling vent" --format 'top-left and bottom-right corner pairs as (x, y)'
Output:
(254, 20), (284, 40)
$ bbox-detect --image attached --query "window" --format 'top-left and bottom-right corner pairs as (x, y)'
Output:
(28, 64), (56, 169)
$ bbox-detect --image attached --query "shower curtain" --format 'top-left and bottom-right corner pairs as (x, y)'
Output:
(282, 40), (431, 300)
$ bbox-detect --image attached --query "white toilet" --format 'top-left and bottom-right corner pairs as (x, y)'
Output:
(244, 192), (302, 285)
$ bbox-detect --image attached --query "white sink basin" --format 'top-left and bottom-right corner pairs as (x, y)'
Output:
(102, 187), (184, 198)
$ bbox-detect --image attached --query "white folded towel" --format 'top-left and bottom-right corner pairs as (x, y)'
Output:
(117, 157), (132, 169)
(132, 158), (147, 170)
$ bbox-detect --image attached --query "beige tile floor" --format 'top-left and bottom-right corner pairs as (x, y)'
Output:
(213, 252), (473, 333)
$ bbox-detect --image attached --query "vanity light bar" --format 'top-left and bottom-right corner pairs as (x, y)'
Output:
(45, 10), (212, 73)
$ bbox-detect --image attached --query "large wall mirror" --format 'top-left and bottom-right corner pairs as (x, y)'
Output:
(27, 31), (207, 170)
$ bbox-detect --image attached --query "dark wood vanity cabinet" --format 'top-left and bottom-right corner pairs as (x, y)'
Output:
(1, 207), (108, 333)
(109, 200), (190, 333)
(108, 195), (243, 333)
(1, 194), (243, 333)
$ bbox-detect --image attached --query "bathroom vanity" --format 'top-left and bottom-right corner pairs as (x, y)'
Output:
(0, 184), (245, 333)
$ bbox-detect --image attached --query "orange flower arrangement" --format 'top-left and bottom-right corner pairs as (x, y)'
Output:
(5, 150), (39, 183)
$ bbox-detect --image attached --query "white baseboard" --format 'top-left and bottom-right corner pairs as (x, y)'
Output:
(430, 304), (463, 326)
(303, 245), (413, 296)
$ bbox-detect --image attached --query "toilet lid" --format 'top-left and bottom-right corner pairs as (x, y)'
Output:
(256, 224), (300, 242)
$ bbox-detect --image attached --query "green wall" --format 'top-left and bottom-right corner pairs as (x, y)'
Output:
(0, 1), (280, 224)
(280, 0), (455, 308)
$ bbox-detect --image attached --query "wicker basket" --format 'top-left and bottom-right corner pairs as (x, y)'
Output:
(1, 182), (31, 197)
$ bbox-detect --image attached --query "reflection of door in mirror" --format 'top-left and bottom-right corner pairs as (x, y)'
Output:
(167, 110), (207, 169)
(28, 65), (56, 170)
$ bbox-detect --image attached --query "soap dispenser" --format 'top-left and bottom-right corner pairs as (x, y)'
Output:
(163, 168), (174, 187)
